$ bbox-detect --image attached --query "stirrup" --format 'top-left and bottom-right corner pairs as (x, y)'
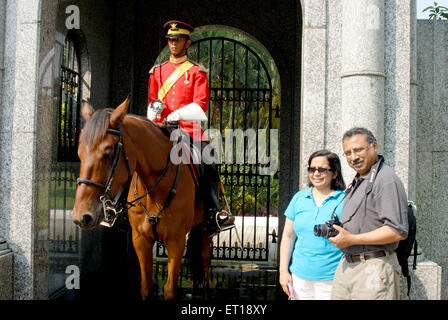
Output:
(215, 211), (235, 232)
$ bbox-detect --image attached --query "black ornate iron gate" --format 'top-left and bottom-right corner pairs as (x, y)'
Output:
(156, 36), (280, 264)
(49, 35), (82, 297)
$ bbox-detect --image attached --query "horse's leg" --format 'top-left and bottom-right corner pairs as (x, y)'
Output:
(132, 230), (154, 300)
(163, 237), (186, 300)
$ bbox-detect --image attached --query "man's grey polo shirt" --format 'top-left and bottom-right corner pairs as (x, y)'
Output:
(340, 161), (409, 255)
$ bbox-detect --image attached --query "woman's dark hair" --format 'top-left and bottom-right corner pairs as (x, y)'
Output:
(307, 149), (346, 191)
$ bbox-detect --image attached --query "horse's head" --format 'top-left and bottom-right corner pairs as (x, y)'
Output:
(72, 97), (131, 229)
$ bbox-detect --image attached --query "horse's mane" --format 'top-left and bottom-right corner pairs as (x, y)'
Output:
(80, 108), (113, 148)
(80, 108), (172, 149)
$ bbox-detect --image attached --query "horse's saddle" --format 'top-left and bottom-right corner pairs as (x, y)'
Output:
(159, 121), (202, 187)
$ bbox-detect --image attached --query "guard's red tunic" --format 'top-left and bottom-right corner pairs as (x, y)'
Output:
(147, 56), (209, 141)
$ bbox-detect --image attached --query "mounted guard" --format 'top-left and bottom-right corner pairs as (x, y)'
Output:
(147, 20), (235, 236)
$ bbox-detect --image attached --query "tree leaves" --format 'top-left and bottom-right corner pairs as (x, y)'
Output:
(422, 2), (448, 20)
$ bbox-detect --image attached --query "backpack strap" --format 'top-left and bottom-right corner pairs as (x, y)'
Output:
(413, 240), (418, 270)
(404, 240), (418, 296)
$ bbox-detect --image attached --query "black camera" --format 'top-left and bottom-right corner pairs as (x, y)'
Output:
(313, 211), (342, 238)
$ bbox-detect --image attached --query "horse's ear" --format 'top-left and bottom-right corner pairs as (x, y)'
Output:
(109, 95), (131, 129)
(81, 100), (94, 121)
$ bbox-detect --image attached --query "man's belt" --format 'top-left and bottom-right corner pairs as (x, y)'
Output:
(344, 249), (394, 263)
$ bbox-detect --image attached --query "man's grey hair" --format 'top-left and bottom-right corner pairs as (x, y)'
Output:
(342, 127), (377, 145)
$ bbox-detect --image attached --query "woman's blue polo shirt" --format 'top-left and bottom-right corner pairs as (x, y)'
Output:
(284, 187), (344, 281)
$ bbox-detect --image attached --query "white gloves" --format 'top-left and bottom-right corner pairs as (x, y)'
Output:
(167, 111), (181, 121)
(147, 102), (208, 122)
(168, 103), (208, 121)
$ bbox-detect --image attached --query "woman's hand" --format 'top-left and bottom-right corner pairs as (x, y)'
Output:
(279, 270), (293, 297)
(279, 218), (296, 298)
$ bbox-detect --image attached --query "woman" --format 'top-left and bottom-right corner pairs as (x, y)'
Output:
(279, 150), (346, 300)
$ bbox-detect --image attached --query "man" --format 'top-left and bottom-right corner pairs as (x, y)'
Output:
(147, 20), (235, 236)
(329, 127), (409, 300)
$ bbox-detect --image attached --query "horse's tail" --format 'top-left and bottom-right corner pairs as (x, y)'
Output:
(185, 223), (209, 287)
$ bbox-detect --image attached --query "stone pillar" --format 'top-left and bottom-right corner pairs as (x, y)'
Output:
(299, 0), (327, 188)
(0, 0), (41, 300)
(0, 0), (6, 104)
(384, 0), (415, 193)
(0, 0), (57, 299)
(408, 0), (418, 201)
(0, 0), (8, 239)
(340, 0), (385, 151)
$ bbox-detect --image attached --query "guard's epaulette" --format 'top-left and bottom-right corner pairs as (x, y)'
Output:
(148, 61), (168, 75)
(188, 59), (208, 73)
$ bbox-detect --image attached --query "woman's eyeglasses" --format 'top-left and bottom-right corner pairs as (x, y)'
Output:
(307, 167), (333, 175)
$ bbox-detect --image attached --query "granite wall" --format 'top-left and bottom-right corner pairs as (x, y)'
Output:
(416, 19), (448, 300)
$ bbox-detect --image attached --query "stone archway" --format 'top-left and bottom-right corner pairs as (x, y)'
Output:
(110, 0), (303, 241)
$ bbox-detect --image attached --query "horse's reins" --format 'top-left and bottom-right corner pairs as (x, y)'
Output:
(76, 126), (181, 239)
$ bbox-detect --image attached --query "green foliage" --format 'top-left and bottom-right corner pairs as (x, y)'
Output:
(423, 2), (448, 20)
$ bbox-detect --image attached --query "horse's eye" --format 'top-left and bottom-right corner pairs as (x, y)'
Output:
(103, 146), (113, 159)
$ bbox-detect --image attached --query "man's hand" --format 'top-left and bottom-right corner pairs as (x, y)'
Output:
(328, 225), (354, 249)
(329, 225), (405, 249)
(167, 111), (181, 121)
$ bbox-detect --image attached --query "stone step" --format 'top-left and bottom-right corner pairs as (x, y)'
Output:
(0, 239), (10, 254)
(0, 248), (12, 256)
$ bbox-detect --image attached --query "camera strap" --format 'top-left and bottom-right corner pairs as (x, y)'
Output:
(341, 155), (384, 225)
(365, 155), (384, 195)
(329, 194), (345, 224)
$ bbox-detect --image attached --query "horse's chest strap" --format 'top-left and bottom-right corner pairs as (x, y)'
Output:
(133, 161), (182, 242)
(148, 217), (160, 242)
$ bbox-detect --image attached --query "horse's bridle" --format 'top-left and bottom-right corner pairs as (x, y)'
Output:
(76, 124), (182, 238)
(76, 127), (133, 227)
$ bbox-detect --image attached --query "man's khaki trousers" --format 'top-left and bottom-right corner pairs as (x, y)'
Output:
(331, 251), (401, 300)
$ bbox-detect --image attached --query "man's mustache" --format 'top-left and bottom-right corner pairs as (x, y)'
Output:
(351, 159), (363, 165)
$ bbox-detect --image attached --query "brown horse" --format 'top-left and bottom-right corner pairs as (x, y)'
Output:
(71, 96), (210, 300)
